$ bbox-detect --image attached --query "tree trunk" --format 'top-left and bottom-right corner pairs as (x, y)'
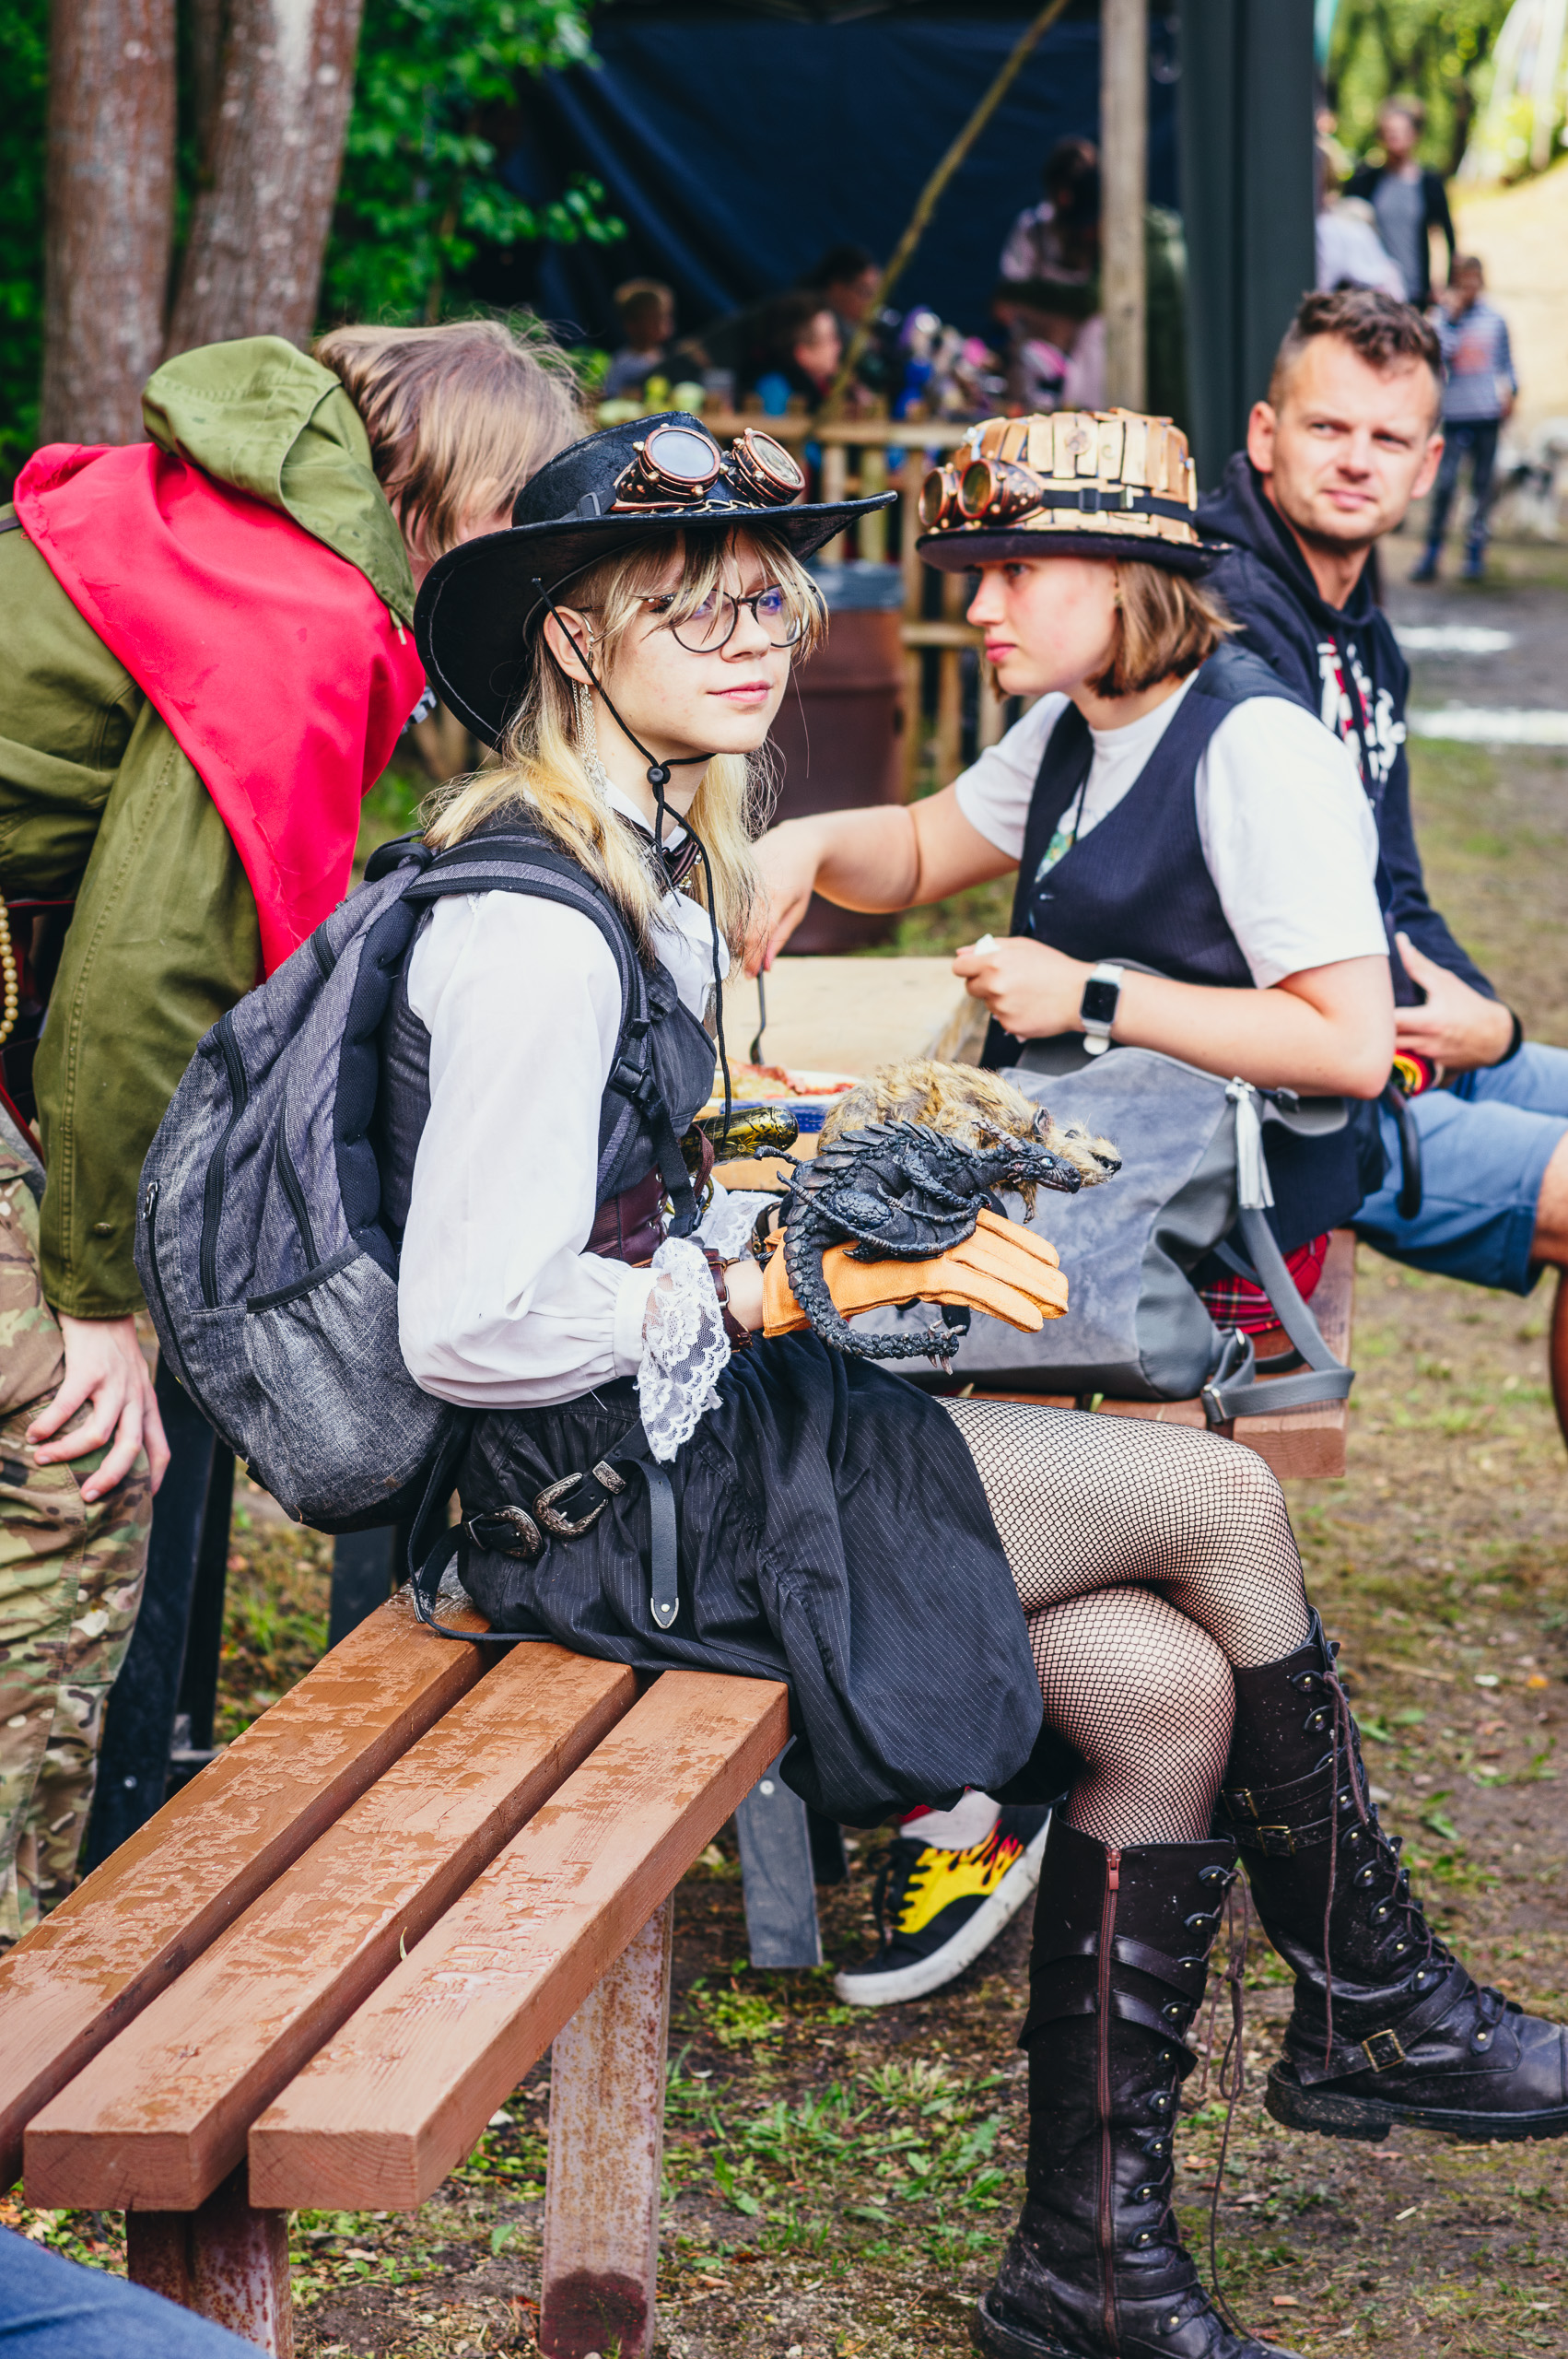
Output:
(167, 0), (364, 354)
(41, 0), (176, 445)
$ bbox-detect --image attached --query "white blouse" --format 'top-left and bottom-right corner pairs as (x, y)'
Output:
(396, 798), (732, 1420)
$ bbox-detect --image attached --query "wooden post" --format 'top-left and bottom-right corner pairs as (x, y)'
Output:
(127, 2165), (293, 2355)
(857, 445), (889, 562)
(539, 1898), (674, 2359)
(1101, 0), (1148, 408)
(818, 442), (850, 565)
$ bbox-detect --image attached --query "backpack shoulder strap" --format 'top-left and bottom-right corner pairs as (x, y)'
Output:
(400, 831), (701, 1235)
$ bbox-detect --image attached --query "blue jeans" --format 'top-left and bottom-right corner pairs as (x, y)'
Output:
(0, 2230), (252, 2355)
(1425, 417), (1501, 563)
(1355, 1042), (1568, 1295)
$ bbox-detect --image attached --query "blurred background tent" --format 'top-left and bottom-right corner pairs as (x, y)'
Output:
(473, 2), (1180, 347)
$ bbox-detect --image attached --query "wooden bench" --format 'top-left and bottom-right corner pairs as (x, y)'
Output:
(1, 1588), (787, 2356)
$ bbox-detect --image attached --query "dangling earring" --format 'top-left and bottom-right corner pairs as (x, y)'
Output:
(576, 682), (610, 795)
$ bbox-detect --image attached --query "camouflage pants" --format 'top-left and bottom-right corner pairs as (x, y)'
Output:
(0, 1145), (151, 1949)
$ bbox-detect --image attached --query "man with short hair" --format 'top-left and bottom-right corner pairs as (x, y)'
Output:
(1200, 286), (1568, 1438)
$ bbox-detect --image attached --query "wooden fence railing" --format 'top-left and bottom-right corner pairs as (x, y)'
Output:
(704, 414), (1006, 793)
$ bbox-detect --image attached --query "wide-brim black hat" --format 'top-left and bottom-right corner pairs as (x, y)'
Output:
(916, 406), (1230, 580)
(416, 410), (895, 749)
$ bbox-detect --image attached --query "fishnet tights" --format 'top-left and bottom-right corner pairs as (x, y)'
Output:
(942, 1399), (1312, 1847)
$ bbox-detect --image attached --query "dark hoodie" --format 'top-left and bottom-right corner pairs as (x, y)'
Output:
(1199, 452), (1493, 1003)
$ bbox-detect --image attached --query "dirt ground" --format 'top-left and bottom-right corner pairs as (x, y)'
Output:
(5, 548), (1568, 2359)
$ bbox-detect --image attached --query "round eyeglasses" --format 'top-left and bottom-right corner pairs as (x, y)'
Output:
(646, 583), (803, 652)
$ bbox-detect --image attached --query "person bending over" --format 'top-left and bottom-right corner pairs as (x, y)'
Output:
(1199, 287), (1568, 1450)
(0, 317), (580, 1945)
(406, 411), (1565, 2359)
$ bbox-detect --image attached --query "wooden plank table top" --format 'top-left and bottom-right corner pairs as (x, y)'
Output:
(0, 1588), (489, 2190)
(26, 1647), (636, 2212)
(250, 1669), (790, 2212)
(722, 954), (961, 1082)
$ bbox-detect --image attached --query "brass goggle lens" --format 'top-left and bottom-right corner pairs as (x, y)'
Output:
(919, 466), (960, 528)
(731, 428), (804, 505)
(615, 424), (724, 507)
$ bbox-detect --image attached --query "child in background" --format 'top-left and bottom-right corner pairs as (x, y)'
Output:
(603, 279), (677, 400)
(1412, 254), (1516, 583)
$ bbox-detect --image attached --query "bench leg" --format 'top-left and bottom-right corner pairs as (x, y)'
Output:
(540, 1895), (673, 2359)
(126, 2165), (293, 2355)
(734, 1751), (824, 1967)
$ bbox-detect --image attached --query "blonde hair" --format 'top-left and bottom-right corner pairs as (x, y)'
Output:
(313, 315), (585, 563)
(1089, 560), (1236, 698)
(424, 529), (826, 958)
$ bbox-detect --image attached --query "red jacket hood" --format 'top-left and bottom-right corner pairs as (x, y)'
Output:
(16, 440), (427, 975)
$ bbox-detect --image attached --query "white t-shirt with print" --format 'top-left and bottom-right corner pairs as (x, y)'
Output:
(953, 676), (1387, 991)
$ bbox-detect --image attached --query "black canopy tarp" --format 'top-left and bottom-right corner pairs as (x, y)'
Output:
(484, 5), (1180, 348)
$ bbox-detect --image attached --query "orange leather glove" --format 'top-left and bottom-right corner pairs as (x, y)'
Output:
(763, 1207), (1068, 1340)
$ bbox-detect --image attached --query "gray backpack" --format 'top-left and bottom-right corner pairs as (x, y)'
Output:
(134, 827), (696, 1532)
(868, 1047), (1355, 1423)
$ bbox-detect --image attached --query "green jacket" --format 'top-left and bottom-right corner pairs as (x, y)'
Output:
(0, 336), (415, 1319)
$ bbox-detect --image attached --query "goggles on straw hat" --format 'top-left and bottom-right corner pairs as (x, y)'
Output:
(916, 409), (1228, 577)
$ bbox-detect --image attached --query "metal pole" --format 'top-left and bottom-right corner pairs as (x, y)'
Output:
(1101, 0), (1148, 409)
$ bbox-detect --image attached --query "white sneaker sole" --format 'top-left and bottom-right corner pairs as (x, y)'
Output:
(832, 1814), (1051, 2007)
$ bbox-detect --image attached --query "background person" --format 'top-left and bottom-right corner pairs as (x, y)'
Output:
(752, 290), (843, 412)
(1199, 287), (1568, 1447)
(1344, 96), (1455, 306)
(603, 278), (678, 400)
(1412, 254), (1517, 582)
(0, 317), (580, 1946)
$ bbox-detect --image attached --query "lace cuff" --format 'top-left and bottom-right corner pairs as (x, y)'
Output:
(696, 1186), (778, 1262)
(637, 1233), (730, 1462)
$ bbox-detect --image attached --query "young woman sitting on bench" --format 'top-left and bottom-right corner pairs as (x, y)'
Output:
(407, 412), (1567, 2359)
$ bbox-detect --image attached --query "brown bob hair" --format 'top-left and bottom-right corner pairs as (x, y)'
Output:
(314, 315), (585, 565)
(1088, 561), (1235, 699)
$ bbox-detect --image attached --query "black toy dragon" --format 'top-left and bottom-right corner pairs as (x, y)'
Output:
(780, 1117), (1085, 1365)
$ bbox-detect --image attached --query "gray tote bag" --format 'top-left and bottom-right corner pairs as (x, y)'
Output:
(867, 1045), (1354, 1425)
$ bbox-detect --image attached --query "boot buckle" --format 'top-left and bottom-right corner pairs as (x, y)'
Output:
(1255, 1824), (1295, 1857)
(1361, 2027), (1406, 2071)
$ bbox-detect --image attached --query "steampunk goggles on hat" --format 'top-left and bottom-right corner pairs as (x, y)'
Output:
(914, 408), (1225, 574)
(614, 422), (806, 512)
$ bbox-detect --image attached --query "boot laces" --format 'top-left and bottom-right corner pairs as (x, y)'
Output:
(1315, 1649), (1432, 2066)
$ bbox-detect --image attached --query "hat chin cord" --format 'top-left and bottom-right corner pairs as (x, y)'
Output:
(532, 575), (734, 1144)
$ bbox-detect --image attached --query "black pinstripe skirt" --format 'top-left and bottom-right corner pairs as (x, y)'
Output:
(455, 1332), (1046, 1826)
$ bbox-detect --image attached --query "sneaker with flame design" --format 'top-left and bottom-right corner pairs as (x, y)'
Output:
(833, 1805), (1052, 2007)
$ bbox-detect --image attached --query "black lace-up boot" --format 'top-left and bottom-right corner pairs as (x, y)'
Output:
(973, 1815), (1301, 2359)
(1222, 1612), (1568, 2142)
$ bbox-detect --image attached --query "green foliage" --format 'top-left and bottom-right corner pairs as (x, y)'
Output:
(1328, 0), (1514, 173)
(322, 0), (625, 323)
(0, 0), (48, 487)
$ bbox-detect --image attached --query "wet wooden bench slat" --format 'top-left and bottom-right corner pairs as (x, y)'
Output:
(0, 1589), (489, 2189)
(25, 1646), (636, 2212)
(249, 1668), (790, 2212)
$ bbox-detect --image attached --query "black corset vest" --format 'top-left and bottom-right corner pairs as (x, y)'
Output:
(982, 643), (1381, 1250)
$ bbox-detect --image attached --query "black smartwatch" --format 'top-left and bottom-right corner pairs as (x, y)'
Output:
(1080, 962), (1125, 1056)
